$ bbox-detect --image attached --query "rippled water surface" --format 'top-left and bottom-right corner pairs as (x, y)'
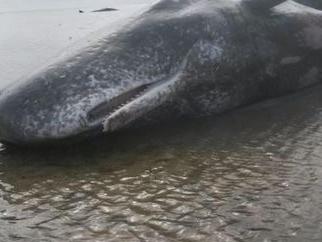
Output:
(1, 86), (322, 241)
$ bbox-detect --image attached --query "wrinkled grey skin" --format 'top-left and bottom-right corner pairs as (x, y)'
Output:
(0, 0), (321, 145)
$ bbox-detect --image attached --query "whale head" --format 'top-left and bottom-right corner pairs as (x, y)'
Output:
(0, 0), (231, 145)
(0, 61), (185, 145)
(0, 39), (224, 145)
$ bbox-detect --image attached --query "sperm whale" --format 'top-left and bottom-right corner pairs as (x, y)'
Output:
(0, 0), (321, 145)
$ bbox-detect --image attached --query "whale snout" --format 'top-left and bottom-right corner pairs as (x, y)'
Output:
(0, 78), (164, 145)
(0, 86), (96, 145)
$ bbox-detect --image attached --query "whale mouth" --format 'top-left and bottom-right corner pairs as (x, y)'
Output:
(87, 57), (188, 133)
(87, 82), (158, 123)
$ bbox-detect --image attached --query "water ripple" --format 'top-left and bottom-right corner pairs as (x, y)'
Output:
(1, 87), (322, 241)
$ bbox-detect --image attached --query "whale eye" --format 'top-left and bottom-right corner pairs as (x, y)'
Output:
(87, 83), (152, 122)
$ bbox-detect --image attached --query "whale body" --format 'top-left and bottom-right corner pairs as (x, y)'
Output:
(0, 0), (321, 145)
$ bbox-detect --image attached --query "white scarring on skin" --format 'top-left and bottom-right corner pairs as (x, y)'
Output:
(103, 40), (224, 132)
(103, 59), (189, 132)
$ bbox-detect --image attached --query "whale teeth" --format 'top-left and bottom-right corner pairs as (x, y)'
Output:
(88, 82), (156, 122)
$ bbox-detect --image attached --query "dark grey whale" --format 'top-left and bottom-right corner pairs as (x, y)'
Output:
(0, 0), (321, 145)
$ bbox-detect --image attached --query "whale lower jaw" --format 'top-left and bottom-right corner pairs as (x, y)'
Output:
(102, 65), (186, 133)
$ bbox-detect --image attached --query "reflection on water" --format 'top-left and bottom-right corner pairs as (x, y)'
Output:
(1, 86), (322, 241)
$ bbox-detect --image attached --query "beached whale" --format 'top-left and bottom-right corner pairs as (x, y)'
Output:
(0, 0), (321, 145)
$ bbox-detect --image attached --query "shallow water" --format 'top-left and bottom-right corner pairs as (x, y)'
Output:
(1, 86), (322, 241)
